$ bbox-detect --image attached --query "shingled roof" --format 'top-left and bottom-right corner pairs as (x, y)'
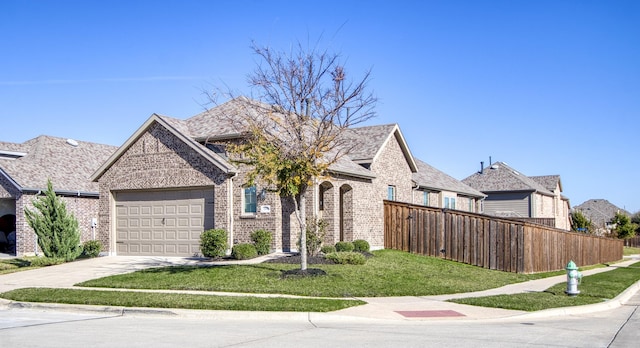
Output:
(413, 159), (484, 198)
(1, 136), (116, 194)
(530, 175), (562, 192)
(342, 124), (418, 172)
(462, 161), (554, 196)
(573, 199), (630, 228)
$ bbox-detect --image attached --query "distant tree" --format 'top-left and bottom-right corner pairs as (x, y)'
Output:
(24, 179), (82, 261)
(609, 212), (637, 240)
(632, 212), (640, 234)
(571, 210), (593, 233)
(225, 40), (376, 271)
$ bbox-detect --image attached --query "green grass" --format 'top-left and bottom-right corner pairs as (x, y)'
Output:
(624, 246), (640, 256)
(0, 288), (364, 312)
(0, 257), (65, 275)
(77, 250), (558, 297)
(449, 262), (640, 311)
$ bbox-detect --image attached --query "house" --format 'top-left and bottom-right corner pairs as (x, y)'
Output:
(90, 97), (475, 257)
(0, 136), (117, 255)
(573, 199), (631, 235)
(412, 159), (485, 212)
(462, 161), (571, 230)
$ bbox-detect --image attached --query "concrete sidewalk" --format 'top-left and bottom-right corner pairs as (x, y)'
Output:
(1, 253), (639, 321)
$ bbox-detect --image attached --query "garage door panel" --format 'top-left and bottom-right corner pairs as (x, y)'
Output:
(191, 204), (202, 214)
(115, 189), (214, 256)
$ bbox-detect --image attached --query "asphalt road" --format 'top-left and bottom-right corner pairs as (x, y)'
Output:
(1, 293), (638, 348)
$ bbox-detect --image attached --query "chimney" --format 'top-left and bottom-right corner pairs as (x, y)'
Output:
(480, 161), (484, 174)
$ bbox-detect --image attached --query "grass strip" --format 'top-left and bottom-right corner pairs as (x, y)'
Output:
(77, 250), (562, 297)
(449, 262), (640, 311)
(624, 247), (640, 256)
(0, 288), (365, 312)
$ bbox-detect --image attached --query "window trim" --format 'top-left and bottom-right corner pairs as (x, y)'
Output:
(242, 186), (257, 216)
(387, 185), (396, 201)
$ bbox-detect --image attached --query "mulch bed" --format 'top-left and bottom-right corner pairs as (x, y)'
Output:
(263, 253), (337, 265)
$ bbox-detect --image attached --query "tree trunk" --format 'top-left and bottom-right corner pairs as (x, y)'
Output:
(298, 187), (308, 271)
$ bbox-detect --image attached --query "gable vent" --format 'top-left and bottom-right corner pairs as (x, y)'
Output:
(0, 150), (27, 160)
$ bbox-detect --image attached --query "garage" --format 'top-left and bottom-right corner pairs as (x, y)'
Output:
(114, 189), (214, 256)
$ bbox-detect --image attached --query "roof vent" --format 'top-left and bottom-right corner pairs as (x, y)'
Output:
(490, 164), (499, 169)
(66, 138), (79, 147)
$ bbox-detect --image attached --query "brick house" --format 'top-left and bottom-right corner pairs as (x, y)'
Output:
(0, 136), (116, 255)
(573, 199), (631, 235)
(412, 159), (485, 212)
(91, 97), (482, 256)
(462, 161), (571, 230)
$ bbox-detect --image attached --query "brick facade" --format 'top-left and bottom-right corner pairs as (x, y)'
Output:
(96, 123), (230, 254)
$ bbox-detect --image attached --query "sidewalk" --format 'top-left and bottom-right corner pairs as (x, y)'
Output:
(1, 253), (639, 322)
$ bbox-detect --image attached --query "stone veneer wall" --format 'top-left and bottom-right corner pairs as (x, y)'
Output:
(14, 193), (99, 256)
(230, 167), (286, 252)
(96, 123), (230, 254)
(354, 133), (414, 248)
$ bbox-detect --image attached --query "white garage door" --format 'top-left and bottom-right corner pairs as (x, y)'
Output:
(115, 189), (214, 256)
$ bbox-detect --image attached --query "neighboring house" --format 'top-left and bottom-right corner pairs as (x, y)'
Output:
(91, 97), (472, 257)
(412, 159), (485, 212)
(573, 199), (630, 235)
(0, 136), (117, 255)
(462, 161), (571, 230)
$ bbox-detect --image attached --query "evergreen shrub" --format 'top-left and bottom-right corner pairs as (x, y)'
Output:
(200, 229), (228, 258)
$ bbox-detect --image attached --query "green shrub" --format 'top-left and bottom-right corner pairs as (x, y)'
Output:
(81, 240), (102, 258)
(231, 243), (258, 260)
(28, 257), (65, 267)
(24, 179), (82, 261)
(352, 239), (370, 252)
(325, 252), (366, 265)
(303, 217), (328, 256)
(320, 245), (336, 254)
(250, 229), (272, 255)
(335, 241), (354, 252)
(200, 229), (228, 258)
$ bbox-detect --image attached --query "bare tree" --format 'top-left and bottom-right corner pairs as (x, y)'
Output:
(228, 40), (376, 271)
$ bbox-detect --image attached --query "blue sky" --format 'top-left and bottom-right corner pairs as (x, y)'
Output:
(1, 0), (638, 213)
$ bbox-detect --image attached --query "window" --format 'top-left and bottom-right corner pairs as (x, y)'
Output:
(445, 197), (456, 209)
(387, 186), (396, 201)
(423, 191), (429, 206)
(243, 186), (257, 214)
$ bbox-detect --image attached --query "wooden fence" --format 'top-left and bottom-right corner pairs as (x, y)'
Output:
(384, 200), (623, 273)
(626, 236), (640, 248)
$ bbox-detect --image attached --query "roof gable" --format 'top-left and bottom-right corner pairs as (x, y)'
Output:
(91, 114), (237, 182)
(345, 124), (418, 173)
(531, 175), (562, 192)
(413, 159), (484, 198)
(462, 162), (554, 196)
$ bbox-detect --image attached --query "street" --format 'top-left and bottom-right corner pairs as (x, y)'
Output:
(1, 299), (638, 348)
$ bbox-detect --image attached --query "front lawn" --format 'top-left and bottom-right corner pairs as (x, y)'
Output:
(76, 250), (554, 297)
(0, 257), (65, 275)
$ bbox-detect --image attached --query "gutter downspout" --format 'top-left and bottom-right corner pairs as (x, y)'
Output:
(228, 173), (237, 255)
(33, 190), (42, 256)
